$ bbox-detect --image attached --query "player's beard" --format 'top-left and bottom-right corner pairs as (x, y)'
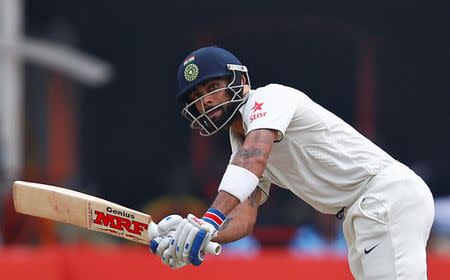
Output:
(206, 101), (239, 130)
(203, 106), (225, 129)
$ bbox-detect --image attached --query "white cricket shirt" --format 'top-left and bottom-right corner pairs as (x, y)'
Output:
(229, 84), (395, 214)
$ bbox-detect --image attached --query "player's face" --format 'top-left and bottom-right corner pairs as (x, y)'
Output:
(188, 78), (231, 121)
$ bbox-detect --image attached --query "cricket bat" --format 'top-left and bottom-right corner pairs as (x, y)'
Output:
(12, 181), (221, 255)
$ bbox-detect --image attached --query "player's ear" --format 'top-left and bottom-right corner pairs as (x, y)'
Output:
(241, 74), (247, 85)
(242, 84), (250, 95)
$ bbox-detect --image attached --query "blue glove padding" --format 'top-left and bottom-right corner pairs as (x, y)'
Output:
(188, 208), (226, 265)
(174, 213), (220, 266)
(189, 229), (208, 266)
(150, 237), (161, 253)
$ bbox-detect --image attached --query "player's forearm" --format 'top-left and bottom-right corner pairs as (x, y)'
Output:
(210, 190), (241, 215)
(212, 206), (257, 243)
(213, 216), (254, 243)
(212, 189), (260, 243)
(231, 129), (276, 177)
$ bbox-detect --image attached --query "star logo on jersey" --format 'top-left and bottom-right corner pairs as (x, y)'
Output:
(251, 101), (264, 112)
(249, 101), (267, 123)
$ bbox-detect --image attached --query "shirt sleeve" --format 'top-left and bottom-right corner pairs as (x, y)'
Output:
(228, 129), (242, 162)
(242, 84), (300, 142)
(257, 177), (271, 205)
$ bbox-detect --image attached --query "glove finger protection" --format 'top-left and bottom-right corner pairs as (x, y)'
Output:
(182, 227), (199, 263)
(169, 218), (189, 262)
(149, 214), (182, 254)
(161, 237), (188, 269)
(169, 258), (188, 270)
(150, 228), (177, 256)
(162, 248), (172, 266)
(150, 235), (163, 254)
(157, 214), (183, 235)
(186, 213), (219, 266)
(156, 235), (172, 257)
(176, 222), (193, 261)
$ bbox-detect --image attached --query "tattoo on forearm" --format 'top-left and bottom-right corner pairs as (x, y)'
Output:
(236, 148), (263, 160)
(233, 130), (275, 165)
(219, 217), (233, 231)
(247, 189), (258, 207)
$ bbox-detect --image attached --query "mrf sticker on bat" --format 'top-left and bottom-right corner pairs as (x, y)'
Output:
(87, 202), (149, 243)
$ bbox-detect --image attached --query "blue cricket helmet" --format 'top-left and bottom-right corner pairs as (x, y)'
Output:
(176, 46), (245, 102)
(176, 46), (251, 136)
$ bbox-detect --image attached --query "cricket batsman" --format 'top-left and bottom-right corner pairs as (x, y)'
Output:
(150, 46), (434, 279)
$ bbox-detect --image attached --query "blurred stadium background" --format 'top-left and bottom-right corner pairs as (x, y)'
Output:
(1, 0), (450, 279)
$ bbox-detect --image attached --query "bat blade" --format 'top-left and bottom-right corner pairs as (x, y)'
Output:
(13, 181), (152, 244)
(13, 181), (222, 255)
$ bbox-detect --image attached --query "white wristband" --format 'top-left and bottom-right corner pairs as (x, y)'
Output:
(218, 164), (259, 202)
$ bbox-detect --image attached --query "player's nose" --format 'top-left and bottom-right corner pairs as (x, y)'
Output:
(202, 92), (214, 104)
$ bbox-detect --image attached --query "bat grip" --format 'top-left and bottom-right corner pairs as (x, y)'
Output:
(148, 222), (221, 255)
(204, 240), (222, 255)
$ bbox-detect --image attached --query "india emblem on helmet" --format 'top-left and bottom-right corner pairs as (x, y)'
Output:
(184, 63), (199, 82)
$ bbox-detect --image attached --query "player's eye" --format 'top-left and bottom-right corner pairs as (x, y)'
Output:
(208, 83), (219, 91)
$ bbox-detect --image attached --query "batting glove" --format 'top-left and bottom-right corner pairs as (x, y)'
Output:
(149, 214), (187, 269)
(170, 208), (226, 266)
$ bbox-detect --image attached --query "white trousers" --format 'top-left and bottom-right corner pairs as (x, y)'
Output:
(343, 162), (434, 280)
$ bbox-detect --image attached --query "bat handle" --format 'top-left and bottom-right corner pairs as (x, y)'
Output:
(148, 221), (160, 240)
(204, 240), (222, 255)
(148, 222), (221, 255)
